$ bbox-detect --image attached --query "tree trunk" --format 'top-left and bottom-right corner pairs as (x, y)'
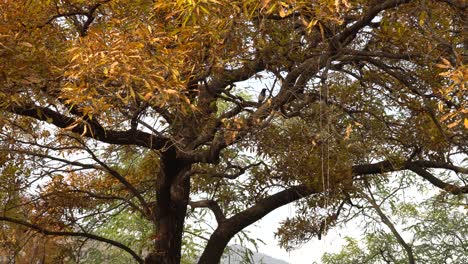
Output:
(145, 148), (191, 264)
(197, 228), (233, 264)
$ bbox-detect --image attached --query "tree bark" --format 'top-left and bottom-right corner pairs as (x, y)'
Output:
(198, 185), (316, 264)
(145, 148), (191, 264)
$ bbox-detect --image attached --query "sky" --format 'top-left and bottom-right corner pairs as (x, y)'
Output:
(233, 204), (362, 264)
(241, 168), (466, 264)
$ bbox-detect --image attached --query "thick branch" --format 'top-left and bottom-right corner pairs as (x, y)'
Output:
(202, 162), (263, 180)
(8, 104), (169, 150)
(352, 160), (468, 194)
(337, 0), (411, 44)
(408, 165), (468, 195)
(341, 49), (422, 60)
(198, 185), (317, 264)
(183, 1), (412, 164)
(198, 158), (465, 263)
(189, 200), (226, 223)
(436, 0), (467, 9)
(410, 160), (468, 174)
(0, 216), (143, 264)
(186, 54), (327, 164)
(208, 58), (265, 92)
(40, 1), (110, 35)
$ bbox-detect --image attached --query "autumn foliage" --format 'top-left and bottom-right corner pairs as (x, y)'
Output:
(0, 0), (466, 263)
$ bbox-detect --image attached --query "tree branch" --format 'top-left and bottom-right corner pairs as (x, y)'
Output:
(408, 165), (468, 195)
(189, 200), (226, 223)
(4, 146), (152, 218)
(352, 160), (468, 194)
(436, 0), (467, 9)
(198, 185), (318, 264)
(360, 188), (415, 264)
(0, 216), (143, 264)
(337, 0), (411, 45)
(8, 104), (170, 150)
(192, 162), (263, 180)
(79, 140), (153, 218)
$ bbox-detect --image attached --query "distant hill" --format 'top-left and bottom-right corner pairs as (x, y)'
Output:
(221, 245), (290, 264)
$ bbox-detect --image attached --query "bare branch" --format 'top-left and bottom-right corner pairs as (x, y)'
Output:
(360, 188), (415, 264)
(78, 140), (153, 218)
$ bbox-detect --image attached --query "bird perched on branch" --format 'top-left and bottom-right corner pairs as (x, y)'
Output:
(258, 88), (267, 104)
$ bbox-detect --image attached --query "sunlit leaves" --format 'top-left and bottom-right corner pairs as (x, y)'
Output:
(62, 26), (191, 121)
(435, 58), (467, 129)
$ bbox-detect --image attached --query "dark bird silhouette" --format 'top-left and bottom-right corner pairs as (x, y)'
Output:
(258, 88), (267, 103)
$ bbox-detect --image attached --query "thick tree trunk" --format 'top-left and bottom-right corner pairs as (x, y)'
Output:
(197, 227), (233, 264)
(145, 149), (191, 264)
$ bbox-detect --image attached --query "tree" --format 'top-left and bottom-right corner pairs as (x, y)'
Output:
(320, 172), (468, 264)
(0, 0), (466, 263)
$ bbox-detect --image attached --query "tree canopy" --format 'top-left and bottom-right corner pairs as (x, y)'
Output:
(0, 0), (466, 263)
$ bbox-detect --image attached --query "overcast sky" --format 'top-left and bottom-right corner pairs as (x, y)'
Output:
(231, 204), (362, 264)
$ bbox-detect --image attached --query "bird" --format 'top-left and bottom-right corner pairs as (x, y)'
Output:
(258, 88), (267, 104)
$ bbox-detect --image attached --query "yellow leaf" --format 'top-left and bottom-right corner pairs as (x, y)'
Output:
(438, 102), (444, 112)
(165, 89), (178, 95)
(440, 112), (455, 122)
(25, 76), (42, 84)
(279, 8), (286, 18)
(344, 123), (352, 139)
(447, 119), (461, 129)
(464, 118), (468, 129)
(109, 62), (119, 74)
(335, 0), (340, 12)
(441, 57), (451, 66)
(318, 22), (325, 40)
(418, 11), (427, 26)
(129, 87), (136, 99)
(71, 53), (80, 62)
(260, 0), (271, 9)
(354, 121), (363, 127)
(224, 131), (238, 145)
(307, 19), (318, 30)
(300, 17), (309, 27)
(435, 63), (450, 69)
(19, 42), (33, 48)
(144, 92), (153, 100)
(67, 47), (80, 53)
(342, 0), (350, 8)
